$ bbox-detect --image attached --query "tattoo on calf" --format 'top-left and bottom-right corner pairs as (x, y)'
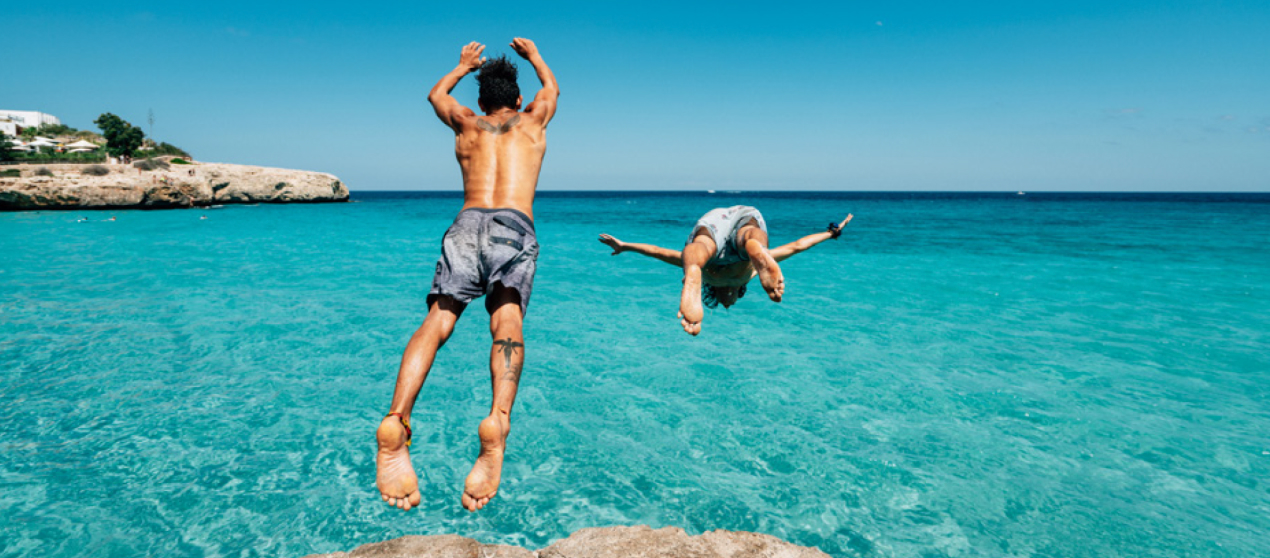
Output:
(493, 338), (524, 370)
(501, 362), (523, 384)
(477, 115), (521, 135)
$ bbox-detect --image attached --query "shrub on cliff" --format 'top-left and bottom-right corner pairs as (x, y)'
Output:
(94, 113), (145, 159)
(34, 167), (54, 177)
(133, 158), (169, 171)
(82, 165), (111, 176)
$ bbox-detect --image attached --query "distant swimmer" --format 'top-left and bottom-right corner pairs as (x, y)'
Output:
(76, 216), (88, 223)
(599, 207), (852, 335)
(107, 216), (117, 222)
(200, 215), (207, 220)
(376, 38), (559, 513)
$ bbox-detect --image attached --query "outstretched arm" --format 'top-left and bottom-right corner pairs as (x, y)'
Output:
(598, 234), (683, 266)
(510, 38), (559, 124)
(769, 214), (853, 262)
(428, 42), (484, 130)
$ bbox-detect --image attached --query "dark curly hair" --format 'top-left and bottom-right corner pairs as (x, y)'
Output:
(701, 284), (747, 309)
(477, 55), (520, 110)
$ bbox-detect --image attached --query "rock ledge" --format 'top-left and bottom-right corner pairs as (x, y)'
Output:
(0, 161), (348, 210)
(306, 525), (829, 558)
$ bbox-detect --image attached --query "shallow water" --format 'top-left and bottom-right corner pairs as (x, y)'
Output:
(2, 192), (1268, 557)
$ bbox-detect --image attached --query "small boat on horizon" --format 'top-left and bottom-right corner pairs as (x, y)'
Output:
(1017, 191), (1025, 195)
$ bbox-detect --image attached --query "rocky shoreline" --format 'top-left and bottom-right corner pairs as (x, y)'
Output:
(0, 161), (349, 210)
(304, 525), (829, 558)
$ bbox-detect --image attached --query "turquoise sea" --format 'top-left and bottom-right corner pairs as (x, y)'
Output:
(2, 192), (1268, 557)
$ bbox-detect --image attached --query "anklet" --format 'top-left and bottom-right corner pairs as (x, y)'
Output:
(386, 412), (412, 447)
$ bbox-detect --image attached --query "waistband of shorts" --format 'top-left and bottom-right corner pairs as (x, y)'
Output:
(456, 207), (534, 229)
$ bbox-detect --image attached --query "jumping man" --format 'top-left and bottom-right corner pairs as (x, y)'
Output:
(376, 38), (559, 512)
(599, 206), (852, 335)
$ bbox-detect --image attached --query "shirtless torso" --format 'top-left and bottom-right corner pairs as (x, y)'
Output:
(430, 39), (558, 218)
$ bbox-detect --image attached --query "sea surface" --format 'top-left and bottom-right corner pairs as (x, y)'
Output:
(2, 192), (1268, 558)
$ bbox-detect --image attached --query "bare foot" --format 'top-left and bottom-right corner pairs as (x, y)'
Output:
(462, 414), (509, 511)
(376, 416), (422, 511)
(679, 272), (704, 336)
(747, 240), (784, 302)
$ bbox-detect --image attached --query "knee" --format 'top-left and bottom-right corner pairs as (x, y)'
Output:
(683, 243), (711, 266)
(419, 315), (459, 344)
(489, 312), (523, 339)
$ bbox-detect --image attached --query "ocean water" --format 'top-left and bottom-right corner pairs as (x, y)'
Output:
(1, 192), (1268, 558)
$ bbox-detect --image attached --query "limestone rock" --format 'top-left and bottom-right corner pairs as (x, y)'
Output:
(0, 161), (348, 210)
(305, 526), (829, 558)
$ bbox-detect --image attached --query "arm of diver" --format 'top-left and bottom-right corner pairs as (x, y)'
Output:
(428, 42), (484, 129)
(511, 38), (559, 123)
(598, 234), (683, 266)
(769, 214), (853, 262)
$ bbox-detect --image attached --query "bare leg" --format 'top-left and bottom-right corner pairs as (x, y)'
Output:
(462, 285), (524, 511)
(679, 233), (716, 336)
(376, 296), (465, 511)
(738, 225), (784, 302)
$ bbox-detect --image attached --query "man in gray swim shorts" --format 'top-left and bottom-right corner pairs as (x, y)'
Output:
(599, 206), (853, 335)
(376, 38), (559, 513)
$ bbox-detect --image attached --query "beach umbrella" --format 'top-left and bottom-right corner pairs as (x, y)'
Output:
(8, 144), (32, 151)
(27, 139), (57, 147)
(65, 140), (99, 150)
(67, 148), (95, 153)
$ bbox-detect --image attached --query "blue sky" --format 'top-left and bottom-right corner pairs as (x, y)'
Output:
(6, 1), (1267, 191)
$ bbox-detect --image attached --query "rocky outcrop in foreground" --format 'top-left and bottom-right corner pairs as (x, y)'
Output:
(0, 162), (348, 210)
(306, 526), (829, 558)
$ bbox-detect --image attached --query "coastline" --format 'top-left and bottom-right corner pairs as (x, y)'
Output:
(0, 161), (349, 210)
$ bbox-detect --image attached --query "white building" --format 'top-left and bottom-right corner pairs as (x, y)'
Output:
(0, 110), (62, 130)
(0, 119), (17, 138)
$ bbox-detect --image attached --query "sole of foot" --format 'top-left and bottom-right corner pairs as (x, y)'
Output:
(679, 272), (704, 336)
(376, 416), (421, 511)
(749, 245), (784, 302)
(462, 413), (509, 512)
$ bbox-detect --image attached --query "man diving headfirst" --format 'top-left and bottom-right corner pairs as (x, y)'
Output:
(376, 38), (559, 512)
(599, 207), (852, 335)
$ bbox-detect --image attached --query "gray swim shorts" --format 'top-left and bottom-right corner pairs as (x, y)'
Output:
(428, 208), (539, 315)
(686, 205), (768, 266)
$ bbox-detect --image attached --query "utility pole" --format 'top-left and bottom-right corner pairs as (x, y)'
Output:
(148, 109), (155, 145)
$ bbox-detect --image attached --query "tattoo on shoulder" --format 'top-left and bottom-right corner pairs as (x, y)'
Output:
(477, 115), (521, 135)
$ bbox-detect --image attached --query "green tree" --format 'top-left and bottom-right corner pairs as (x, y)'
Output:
(0, 136), (13, 162)
(94, 113), (146, 159)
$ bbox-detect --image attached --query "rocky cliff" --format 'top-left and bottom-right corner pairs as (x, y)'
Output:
(0, 161), (349, 210)
(305, 525), (830, 558)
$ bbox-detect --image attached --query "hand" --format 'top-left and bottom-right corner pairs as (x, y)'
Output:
(509, 37), (539, 60)
(598, 233), (625, 255)
(838, 214), (853, 229)
(459, 42), (486, 72)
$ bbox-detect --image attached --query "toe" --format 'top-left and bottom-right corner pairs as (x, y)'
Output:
(462, 493), (476, 511)
(409, 491), (422, 506)
(381, 493), (389, 502)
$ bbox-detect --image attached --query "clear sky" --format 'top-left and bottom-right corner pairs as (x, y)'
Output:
(6, 1), (1268, 191)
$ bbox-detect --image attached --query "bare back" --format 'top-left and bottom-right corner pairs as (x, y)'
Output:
(427, 39), (559, 221)
(451, 110), (546, 218)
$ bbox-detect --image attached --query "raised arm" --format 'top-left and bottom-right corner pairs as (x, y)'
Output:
(769, 214), (853, 262)
(598, 234), (683, 267)
(510, 38), (559, 124)
(428, 42), (484, 131)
